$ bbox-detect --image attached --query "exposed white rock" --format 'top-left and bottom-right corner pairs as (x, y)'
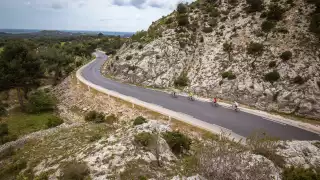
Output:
(171, 174), (206, 180)
(277, 141), (320, 168)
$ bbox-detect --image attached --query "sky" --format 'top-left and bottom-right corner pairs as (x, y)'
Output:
(0, 0), (195, 32)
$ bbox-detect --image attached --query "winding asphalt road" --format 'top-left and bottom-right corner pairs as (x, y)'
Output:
(81, 52), (320, 140)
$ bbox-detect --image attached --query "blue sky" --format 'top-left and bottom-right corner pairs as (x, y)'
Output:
(0, 0), (194, 32)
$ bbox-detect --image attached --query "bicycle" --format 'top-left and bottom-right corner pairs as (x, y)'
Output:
(211, 101), (218, 107)
(188, 95), (194, 101)
(232, 104), (240, 112)
(171, 91), (178, 98)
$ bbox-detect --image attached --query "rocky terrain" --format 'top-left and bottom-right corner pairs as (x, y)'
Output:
(105, 0), (320, 120)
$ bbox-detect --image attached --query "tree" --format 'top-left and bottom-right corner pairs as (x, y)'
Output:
(177, 14), (189, 26)
(246, 0), (264, 12)
(98, 32), (103, 37)
(40, 47), (74, 85)
(266, 3), (284, 21)
(223, 41), (233, 61)
(0, 42), (43, 108)
(310, 13), (320, 39)
(280, 51), (292, 61)
(261, 20), (276, 40)
(247, 42), (264, 69)
(177, 3), (188, 14)
(264, 71), (280, 83)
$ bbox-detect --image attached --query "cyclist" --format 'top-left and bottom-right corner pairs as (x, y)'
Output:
(171, 88), (177, 97)
(233, 101), (239, 111)
(188, 91), (194, 101)
(213, 97), (218, 106)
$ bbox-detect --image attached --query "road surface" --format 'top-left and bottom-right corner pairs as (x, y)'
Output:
(81, 52), (320, 140)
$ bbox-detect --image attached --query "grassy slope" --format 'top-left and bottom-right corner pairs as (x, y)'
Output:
(3, 110), (57, 138)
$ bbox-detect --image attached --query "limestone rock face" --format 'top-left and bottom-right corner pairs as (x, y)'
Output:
(106, 0), (320, 119)
(277, 141), (320, 168)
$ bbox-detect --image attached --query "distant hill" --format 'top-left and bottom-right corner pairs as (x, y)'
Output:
(0, 30), (86, 38)
(0, 29), (134, 38)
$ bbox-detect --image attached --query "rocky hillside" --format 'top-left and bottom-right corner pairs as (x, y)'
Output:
(105, 0), (320, 120)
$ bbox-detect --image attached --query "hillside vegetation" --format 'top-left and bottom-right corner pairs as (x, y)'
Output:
(106, 0), (320, 120)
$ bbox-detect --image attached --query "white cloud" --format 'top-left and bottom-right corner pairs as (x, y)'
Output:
(111, 0), (193, 9)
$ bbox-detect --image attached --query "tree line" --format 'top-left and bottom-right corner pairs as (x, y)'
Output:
(0, 35), (125, 109)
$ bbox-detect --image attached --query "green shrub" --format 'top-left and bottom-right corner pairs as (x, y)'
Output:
(26, 91), (57, 113)
(269, 61), (277, 68)
(264, 71), (280, 83)
(228, 0), (238, 6)
(276, 27), (289, 34)
(310, 13), (320, 38)
(0, 123), (8, 137)
(156, 55), (161, 59)
(0, 147), (15, 160)
(261, 20), (276, 33)
(210, 8), (220, 17)
(293, 76), (305, 85)
(179, 41), (187, 48)
(133, 116), (147, 126)
(247, 132), (285, 168)
(84, 111), (105, 123)
(221, 16), (228, 22)
(46, 116), (63, 128)
(0, 159), (27, 178)
(126, 55), (133, 60)
(221, 71), (236, 80)
(132, 30), (147, 42)
(0, 102), (7, 117)
(246, 0), (264, 12)
(209, 18), (218, 27)
(174, 72), (189, 87)
(163, 131), (191, 155)
(134, 132), (153, 147)
(89, 134), (102, 142)
(138, 44), (143, 50)
(223, 42), (233, 54)
(177, 3), (188, 14)
(115, 56), (119, 60)
(177, 14), (189, 26)
(219, 80), (223, 86)
(128, 65), (137, 71)
(228, 74), (236, 80)
(60, 161), (90, 180)
(280, 51), (292, 61)
(165, 17), (173, 24)
(282, 167), (320, 180)
(35, 172), (49, 180)
(247, 42), (264, 56)
(0, 134), (17, 145)
(105, 114), (117, 124)
(200, 36), (204, 43)
(202, 27), (213, 33)
(253, 147), (285, 168)
(267, 3), (284, 21)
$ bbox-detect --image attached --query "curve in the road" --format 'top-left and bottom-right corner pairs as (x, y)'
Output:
(80, 52), (320, 140)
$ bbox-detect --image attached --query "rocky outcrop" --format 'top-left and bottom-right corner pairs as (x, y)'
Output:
(277, 141), (320, 168)
(106, 0), (320, 120)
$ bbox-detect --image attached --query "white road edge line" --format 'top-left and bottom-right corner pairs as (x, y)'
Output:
(262, 117), (287, 126)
